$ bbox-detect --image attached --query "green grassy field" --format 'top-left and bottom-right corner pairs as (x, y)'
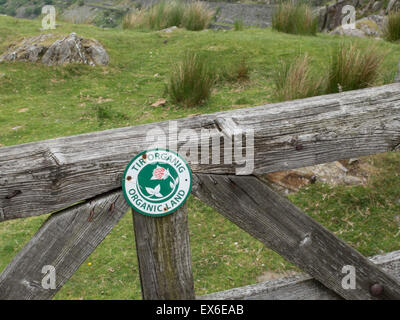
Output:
(0, 15), (400, 299)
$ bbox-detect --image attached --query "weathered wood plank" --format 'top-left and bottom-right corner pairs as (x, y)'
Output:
(1, 84), (400, 221)
(0, 189), (129, 300)
(200, 250), (400, 300)
(133, 204), (195, 300)
(192, 174), (400, 300)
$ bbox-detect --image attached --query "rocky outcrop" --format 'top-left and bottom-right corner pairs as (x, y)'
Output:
(264, 159), (370, 194)
(330, 14), (386, 38)
(206, 2), (275, 28)
(317, 0), (360, 32)
(386, 0), (400, 13)
(317, 0), (391, 32)
(0, 33), (109, 66)
(0, 34), (52, 63)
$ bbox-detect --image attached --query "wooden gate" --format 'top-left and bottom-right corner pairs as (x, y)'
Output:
(1, 83), (400, 300)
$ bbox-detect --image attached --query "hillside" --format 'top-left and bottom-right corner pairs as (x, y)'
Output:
(1, 14), (400, 299)
(0, 0), (333, 28)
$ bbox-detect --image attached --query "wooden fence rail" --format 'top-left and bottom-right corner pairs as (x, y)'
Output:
(0, 190), (128, 299)
(201, 250), (400, 300)
(1, 83), (400, 222)
(1, 83), (400, 300)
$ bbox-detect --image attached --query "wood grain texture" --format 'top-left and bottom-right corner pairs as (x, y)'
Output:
(1, 84), (400, 221)
(133, 204), (195, 300)
(0, 189), (129, 300)
(192, 174), (400, 300)
(200, 250), (400, 300)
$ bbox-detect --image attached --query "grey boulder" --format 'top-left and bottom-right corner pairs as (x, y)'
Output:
(0, 33), (109, 66)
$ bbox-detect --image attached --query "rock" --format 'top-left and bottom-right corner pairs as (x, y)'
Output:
(0, 33), (109, 66)
(208, 23), (232, 31)
(356, 17), (381, 36)
(367, 0), (376, 10)
(82, 39), (109, 65)
(330, 25), (367, 37)
(330, 14), (385, 37)
(386, 0), (398, 13)
(365, 14), (386, 29)
(371, 0), (383, 11)
(343, 176), (365, 185)
(318, 0), (356, 32)
(348, 158), (359, 165)
(205, 2), (273, 28)
(159, 26), (178, 33)
(265, 161), (368, 193)
(0, 34), (52, 63)
(151, 98), (166, 107)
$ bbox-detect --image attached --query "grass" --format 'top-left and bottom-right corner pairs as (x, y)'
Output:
(122, 0), (213, 31)
(0, 15), (400, 299)
(126, 1), (185, 31)
(218, 57), (250, 83)
(273, 54), (323, 101)
(183, 1), (214, 31)
(384, 10), (400, 42)
(327, 42), (386, 93)
(272, 1), (318, 36)
(167, 51), (215, 107)
(289, 152), (400, 258)
(234, 19), (244, 31)
(274, 43), (385, 100)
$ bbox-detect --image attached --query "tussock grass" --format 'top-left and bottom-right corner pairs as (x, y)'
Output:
(167, 52), (215, 107)
(384, 11), (400, 42)
(1, 15), (400, 300)
(273, 54), (323, 101)
(272, 2), (318, 36)
(327, 43), (385, 93)
(183, 1), (214, 31)
(274, 44), (385, 101)
(234, 19), (244, 31)
(122, 1), (213, 31)
(219, 58), (250, 83)
(123, 1), (184, 31)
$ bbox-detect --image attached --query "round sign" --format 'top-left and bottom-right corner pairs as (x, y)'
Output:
(122, 149), (192, 217)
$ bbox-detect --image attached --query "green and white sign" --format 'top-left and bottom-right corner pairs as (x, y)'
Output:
(122, 149), (192, 217)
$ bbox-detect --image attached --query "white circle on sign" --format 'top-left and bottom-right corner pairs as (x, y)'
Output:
(122, 149), (192, 217)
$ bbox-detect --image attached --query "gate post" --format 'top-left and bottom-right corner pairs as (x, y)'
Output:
(132, 203), (195, 299)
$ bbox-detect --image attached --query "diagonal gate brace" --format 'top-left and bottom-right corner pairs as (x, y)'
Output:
(192, 174), (400, 300)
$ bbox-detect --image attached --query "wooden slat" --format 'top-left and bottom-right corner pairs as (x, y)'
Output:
(1, 84), (400, 221)
(192, 174), (400, 300)
(0, 190), (129, 300)
(133, 204), (195, 300)
(200, 250), (400, 300)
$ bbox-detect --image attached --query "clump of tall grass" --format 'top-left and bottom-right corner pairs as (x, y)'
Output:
(272, 54), (323, 101)
(327, 43), (385, 93)
(234, 19), (244, 31)
(123, 1), (184, 30)
(384, 11), (400, 42)
(123, 1), (213, 31)
(219, 58), (250, 82)
(272, 2), (318, 36)
(183, 1), (214, 31)
(167, 52), (215, 107)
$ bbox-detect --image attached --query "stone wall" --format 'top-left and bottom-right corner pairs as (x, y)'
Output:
(206, 2), (276, 27)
